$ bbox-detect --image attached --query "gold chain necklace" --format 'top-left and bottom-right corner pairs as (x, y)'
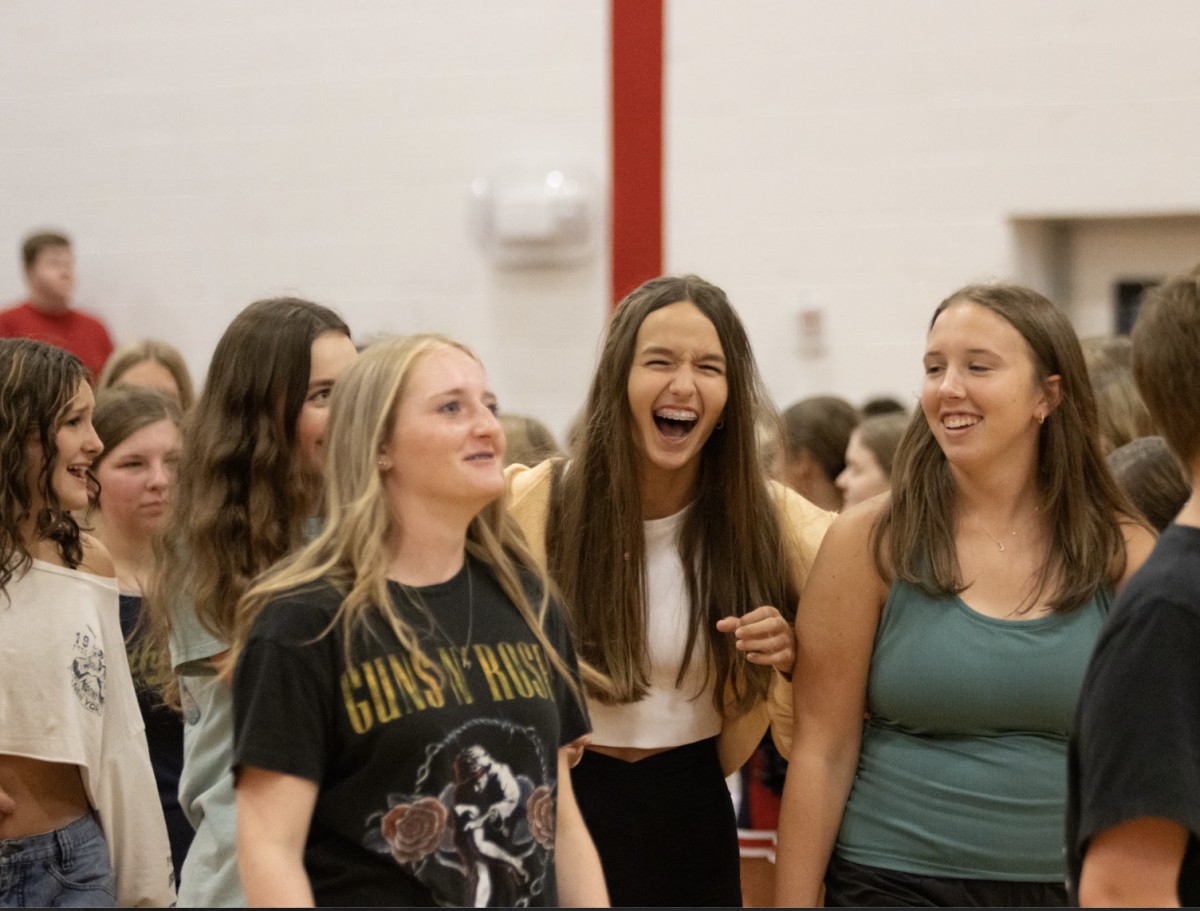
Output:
(973, 507), (1042, 553)
(976, 524), (1018, 552)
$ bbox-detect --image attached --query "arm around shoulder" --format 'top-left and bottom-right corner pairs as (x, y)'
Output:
(775, 499), (889, 906)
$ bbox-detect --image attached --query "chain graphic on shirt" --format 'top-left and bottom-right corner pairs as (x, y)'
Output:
(70, 625), (106, 714)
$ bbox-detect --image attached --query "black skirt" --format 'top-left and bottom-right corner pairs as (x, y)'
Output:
(570, 736), (741, 907)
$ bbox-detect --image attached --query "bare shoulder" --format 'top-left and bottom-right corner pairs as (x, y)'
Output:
(1117, 518), (1157, 588)
(797, 496), (891, 627)
(820, 495), (890, 567)
(78, 533), (116, 579)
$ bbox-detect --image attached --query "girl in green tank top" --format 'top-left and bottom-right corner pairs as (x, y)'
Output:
(774, 283), (1156, 907)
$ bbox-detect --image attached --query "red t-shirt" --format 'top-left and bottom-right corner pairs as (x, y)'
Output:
(0, 301), (115, 381)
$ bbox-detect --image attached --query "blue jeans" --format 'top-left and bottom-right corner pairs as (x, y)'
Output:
(0, 814), (116, 908)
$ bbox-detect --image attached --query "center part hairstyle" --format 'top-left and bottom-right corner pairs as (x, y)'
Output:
(0, 338), (91, 589)
(90, 384), (183, 485)
(230, 334), (579, 700)
(873, 283), (1139, 612)
(98, 338), (196, 411)
(546, 274), (798, 713)
(149, 297), (350, 653)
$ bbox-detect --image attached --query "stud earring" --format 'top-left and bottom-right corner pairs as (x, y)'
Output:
(1038, 413), (1045, 426)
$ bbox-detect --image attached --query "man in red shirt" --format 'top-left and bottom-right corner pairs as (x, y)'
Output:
(0, 231), (114, 381)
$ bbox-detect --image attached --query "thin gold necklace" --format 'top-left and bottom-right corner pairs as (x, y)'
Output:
(973, 507), (1042, 553)
(398, 557), (475, 668)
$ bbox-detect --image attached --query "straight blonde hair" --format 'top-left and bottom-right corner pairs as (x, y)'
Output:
(230, 334), (581, 702)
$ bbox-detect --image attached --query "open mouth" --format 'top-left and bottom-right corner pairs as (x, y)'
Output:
(67, 466), (90, 482)
(943, 415), (980, 430)
(653, 408), (699, 440)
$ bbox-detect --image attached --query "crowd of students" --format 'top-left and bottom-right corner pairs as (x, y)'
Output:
(0, 236), (1197, 908)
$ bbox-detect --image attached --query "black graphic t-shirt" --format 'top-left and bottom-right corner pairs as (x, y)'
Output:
(232, 556), (589, 908)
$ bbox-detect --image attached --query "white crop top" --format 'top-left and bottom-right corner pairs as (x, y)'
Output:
(587, 508), (724, 748)
(0, 559), (175, 906)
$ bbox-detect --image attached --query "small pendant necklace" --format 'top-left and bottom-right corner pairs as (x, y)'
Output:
(398, 557), (476, 669)
(974, 507), (1041, 553)
(977, 525), (1018, 552)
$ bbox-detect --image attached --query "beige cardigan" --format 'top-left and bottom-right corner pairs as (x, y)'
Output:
(505, 460), (833, 774)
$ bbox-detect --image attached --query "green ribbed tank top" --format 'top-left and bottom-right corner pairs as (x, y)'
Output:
(835, 581), (1111, 881)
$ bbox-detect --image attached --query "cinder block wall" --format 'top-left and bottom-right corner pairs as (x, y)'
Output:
(3, 1), (1198, 433)
(667, 0), (1200, 410)
(0, 0), (609, 437)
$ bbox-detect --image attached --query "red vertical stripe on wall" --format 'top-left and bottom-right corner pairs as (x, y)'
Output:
(610, 0), (664, 307)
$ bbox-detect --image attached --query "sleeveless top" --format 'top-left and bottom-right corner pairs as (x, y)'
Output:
(835, 580), (1112, 881)
(586, 506), (723, 748)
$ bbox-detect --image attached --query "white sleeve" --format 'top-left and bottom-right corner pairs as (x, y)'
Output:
(91, 591), (177, 907)
(94, 735), (177, 907)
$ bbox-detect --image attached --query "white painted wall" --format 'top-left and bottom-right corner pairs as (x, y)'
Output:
(3, 1), (1199, 435)
(0, 0), (609, 438)
(666, 0), (1200, 412)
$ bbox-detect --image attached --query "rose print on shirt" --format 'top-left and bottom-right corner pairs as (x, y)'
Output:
(381, 796), (449, 864)
(525, 785), (555, 850)
(364, 719), (557, 907)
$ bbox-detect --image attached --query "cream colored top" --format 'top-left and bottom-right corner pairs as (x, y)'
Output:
(587, 507), (725, 747)
(505, 460), (834, 773)
(0, 559), (176, 907)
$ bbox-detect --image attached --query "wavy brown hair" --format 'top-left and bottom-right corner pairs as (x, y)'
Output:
(873, 283), (1142, 612)
(0, 339), (92, 591)
(546, 274), (798, 713)
(230, 335), (580, 704)
(147, 298), (350, 698)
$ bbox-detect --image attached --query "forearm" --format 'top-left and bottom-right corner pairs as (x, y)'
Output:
(554, 752), (609, 907)
(239, 840), (315, 908)
(555, 815), (608, 906)
(236, 767), (320, 908)
(774, 749), (858, 906)
(1078, 817), (1187, 908)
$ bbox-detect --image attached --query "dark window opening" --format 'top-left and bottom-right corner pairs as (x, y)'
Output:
(1115, 278), (1161, 335)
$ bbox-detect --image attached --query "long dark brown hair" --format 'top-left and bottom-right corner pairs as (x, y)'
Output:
(0, 339), (91, 590)
(873, 283), (1140, 612)
(547, 274), (797, 713)
(147, 298), (351, 692)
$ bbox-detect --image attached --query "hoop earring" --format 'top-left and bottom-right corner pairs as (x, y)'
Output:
(716, 419), (724, 430)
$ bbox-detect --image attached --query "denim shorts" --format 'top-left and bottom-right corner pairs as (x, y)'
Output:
(0, 814), (116, 908)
